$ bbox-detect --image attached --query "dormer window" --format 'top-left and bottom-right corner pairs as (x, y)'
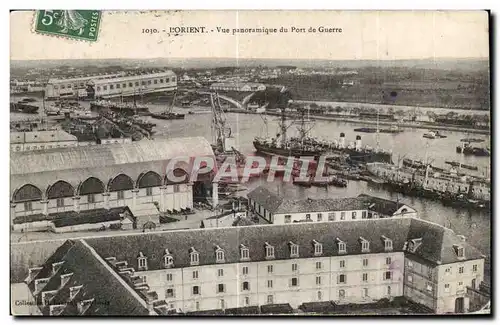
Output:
(336, 238), (347, 254)
(60, 273), (73, 287)
(312, 240), (323, 256)
(359, 237), (370, 253)
(215, 245), (225, 263)
(381, 236), (393, 252)
(240, 244), (250, 261)
(407, 238), (422, 253)
(453, 245), (465, 259)
(265, 242), (275, 259)
(163, 249), (174, 268)
(190, 248), (199, 266)
(52, 261), (64, 275)
(137, 252), (148, 271)
(69, 285), (83, 301)
(289, 242), (299, 258)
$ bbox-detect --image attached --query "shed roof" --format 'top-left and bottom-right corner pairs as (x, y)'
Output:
(10, 137), (214, 196)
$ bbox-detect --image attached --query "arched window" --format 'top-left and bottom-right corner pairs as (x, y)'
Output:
(47, 181), (75, 199)
(13, 184), (42, 203)
(78, 177), (105, 195)
(108, 174), (134, 192)
(137, 171), (162, 188)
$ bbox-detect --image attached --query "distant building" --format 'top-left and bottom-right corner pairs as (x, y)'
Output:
(44, 73), (123, 99)
(210, 82), (266, 92)
(90, 71), (177, 99)
(10, 130), (78, 152)
(44, 71), (177, 100)
(247, 186), (417, 224)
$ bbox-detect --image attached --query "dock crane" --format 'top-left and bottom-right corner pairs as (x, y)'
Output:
(209, 91), (235, 154)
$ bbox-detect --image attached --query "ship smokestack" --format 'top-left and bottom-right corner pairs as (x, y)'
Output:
(356, 135), (362, 151)
(339, 132), (345, 148)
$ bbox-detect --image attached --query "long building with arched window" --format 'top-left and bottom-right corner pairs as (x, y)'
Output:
(10, 137), (215, 232)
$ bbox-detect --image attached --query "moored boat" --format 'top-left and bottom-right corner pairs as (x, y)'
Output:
(445, 161), (478, 171)
(150, 112), (185, 120)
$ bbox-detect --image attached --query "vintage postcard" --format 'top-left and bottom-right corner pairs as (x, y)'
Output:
(10, 10), (491, 316)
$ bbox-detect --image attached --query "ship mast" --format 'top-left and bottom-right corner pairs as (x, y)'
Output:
(278, 108), (288, 146)
(166, 91), (177, 114)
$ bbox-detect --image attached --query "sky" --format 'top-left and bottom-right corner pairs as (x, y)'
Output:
(10, 10), (490, 61)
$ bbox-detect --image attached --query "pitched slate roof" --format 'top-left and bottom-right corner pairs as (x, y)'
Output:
(247, 186), (415, 216)
(246, 186), (284, 212)
(24, 240), (149, 316)
(84, 218), (484, 271)
(357, 194), (411, 216)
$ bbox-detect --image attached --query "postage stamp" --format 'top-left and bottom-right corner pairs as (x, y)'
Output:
(34, 10), (101, 42)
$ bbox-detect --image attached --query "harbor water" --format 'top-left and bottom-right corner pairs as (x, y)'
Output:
(149, 112), (491, 266)
(10, 97), (491, 271)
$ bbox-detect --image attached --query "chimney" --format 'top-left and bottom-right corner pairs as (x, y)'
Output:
(339, 132), (345, 148)
(356, 135), (362, 151)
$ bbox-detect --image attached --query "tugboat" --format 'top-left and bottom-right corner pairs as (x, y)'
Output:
(456, 142), (490, 157)
(151, 91), (185, 120)
(423, 131), (447, 139)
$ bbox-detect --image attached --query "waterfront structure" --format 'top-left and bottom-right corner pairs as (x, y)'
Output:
(367, 163), (490, 201)
(210, 82), (266, 92)
(10, 130), (78, 152)
(13, 217), (485, 315)
(10, 137), (215, 232)
(247, 186), (417, 224)
(44, 71), (177, 100)
(44, 73), (123, 99)
(90, 71), (177, 99)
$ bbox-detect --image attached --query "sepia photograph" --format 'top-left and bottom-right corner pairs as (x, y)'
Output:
(9, 9), (491, 316)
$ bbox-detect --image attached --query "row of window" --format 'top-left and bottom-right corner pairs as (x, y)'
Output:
(164, 262), (394, 285)
(22, 185), (183, 211)
(13, 143), (78, 151)
(165, 287), (393, 309)
(51, 77), (176, 91)
(95, 77), (176, 91)
(164, 271), (393, 290)
(283, 211), (374, 223)
(139, 240), (395, 270)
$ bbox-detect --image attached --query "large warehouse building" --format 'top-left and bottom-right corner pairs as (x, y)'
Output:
(44, 70), (177, 100)
(10, 137), (215, 232)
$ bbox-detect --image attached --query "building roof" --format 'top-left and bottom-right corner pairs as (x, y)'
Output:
(10, 131), (78, 144)
(92, 71), (176, 85)
(23, 240), (149, 316)
(357, 194), (413, 216)
(83, 218), (484, 272)
(247, 186), (284, 213)
(247, 186), (415, 216)
(47, 73), (123, 84)
(10, 137), (214, 197)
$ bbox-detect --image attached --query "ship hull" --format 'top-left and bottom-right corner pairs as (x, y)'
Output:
(11, 103), (39, 114)
(253, 141), (324, 159)
(90, 103), (149, 116)
(151, 113), (185, 120)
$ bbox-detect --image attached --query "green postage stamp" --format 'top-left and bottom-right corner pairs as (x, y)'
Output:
(34, 10), (101, 42)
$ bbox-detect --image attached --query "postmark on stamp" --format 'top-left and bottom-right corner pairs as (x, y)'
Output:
(34, 10), (101, 42)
